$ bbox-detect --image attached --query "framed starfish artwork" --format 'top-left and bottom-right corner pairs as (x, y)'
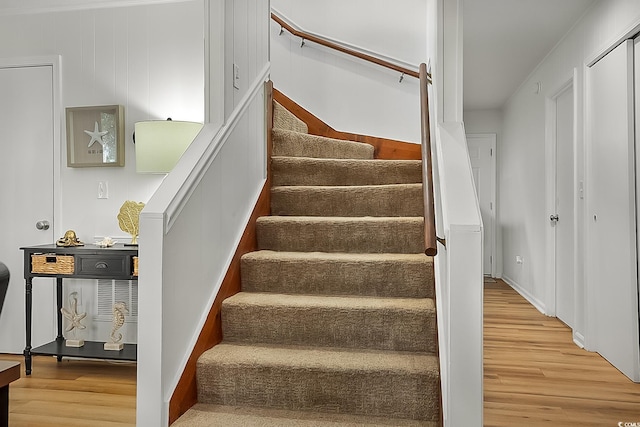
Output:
(66, 105), (125, 167)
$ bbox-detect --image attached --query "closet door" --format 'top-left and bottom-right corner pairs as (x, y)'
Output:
(587, 39), (639, 381)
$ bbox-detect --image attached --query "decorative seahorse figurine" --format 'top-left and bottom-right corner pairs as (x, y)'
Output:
(105, 302), (128, 351)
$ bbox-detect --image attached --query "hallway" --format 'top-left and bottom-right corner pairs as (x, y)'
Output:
(484, 280), (640, 426)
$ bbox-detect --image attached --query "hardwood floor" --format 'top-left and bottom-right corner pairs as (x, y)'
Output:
(3, 281), (640, 426)
(485, 280), (640, 426)
(0, 354), (136, 426)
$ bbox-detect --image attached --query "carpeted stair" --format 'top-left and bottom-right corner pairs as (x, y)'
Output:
(174, 101), (439, 426)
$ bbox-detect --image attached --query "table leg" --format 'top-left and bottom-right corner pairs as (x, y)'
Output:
(0, 384), (8, 427)
(23, 278), (32, 376)
(56, 278), (64, 361)
(56, 278), (63, 341)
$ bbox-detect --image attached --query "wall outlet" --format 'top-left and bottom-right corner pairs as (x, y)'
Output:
(516, 255), (523, 265)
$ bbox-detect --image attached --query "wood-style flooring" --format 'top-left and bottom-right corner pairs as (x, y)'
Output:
(0, 354), (136, 426)
(3, 280), (640, 426)
(485, 280), (640, 426)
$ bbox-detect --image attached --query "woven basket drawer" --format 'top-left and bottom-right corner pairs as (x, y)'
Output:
(31, 254), (74, 275)
(133, 256), (139, 276)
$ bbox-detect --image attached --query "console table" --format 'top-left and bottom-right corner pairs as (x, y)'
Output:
(21, 244), (138, 375)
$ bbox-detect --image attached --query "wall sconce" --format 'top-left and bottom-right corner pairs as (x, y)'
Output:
(134, 119), (203, 173)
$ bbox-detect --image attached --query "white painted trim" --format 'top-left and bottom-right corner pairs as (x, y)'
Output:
(205, 0), (225, 128)
(0, 0), (195, 16)
(165, 63), (269, 230)
(544, 70), (577, 323)
(502, 274), (548, 315)
(573, 331), (585, 349)
(585, 15), (640, 67)
(164, 181), (265, 404)
(466, 133), (497, 278)
(144, 63), (270, 232)
(271, 7), (419, 77)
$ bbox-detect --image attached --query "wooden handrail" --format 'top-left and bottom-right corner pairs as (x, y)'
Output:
(420, 63), (438, 257)
(271, 11), (419, 80)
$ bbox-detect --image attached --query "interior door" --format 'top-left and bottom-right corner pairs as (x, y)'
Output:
(587, 39), (639, 381)
(0, 64), (56, 353)
(467, 134), (496, 276)
(555, 85), (575, 328)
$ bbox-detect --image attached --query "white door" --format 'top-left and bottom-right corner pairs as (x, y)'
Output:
(555, 85), (575, 328)
(467, 134), (496, 276)
(587, 39), (639, 381)
(0, 64), (56, 353)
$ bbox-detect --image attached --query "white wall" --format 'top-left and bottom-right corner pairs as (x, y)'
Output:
(0, 1), (205, 343)
(500, 0), (640, 340)
(270, 0), (427, 143)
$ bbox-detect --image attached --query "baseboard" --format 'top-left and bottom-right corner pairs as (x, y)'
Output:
(573, 331), (585, 349)
(501, 275), (548, 315)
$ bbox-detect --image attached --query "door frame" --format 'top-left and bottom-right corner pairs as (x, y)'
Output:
(466, 133), (497, 277)
(544, 69), (578, 321)
(0, 56), (63, 238)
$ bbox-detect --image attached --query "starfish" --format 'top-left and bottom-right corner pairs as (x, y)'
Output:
(84, 121), (108, 148)
(61, 292), (87, 332)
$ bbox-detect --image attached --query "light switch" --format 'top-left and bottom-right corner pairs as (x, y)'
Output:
(98, 181), (109, 199)
(233, 63), (240, 90)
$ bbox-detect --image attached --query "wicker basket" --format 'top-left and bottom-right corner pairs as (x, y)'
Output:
(133, 256), (139, 276)
(31, 254), (74, 275)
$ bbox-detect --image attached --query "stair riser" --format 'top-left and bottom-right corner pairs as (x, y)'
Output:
(271, 185), (423, 217)
(257, 218), (424, 254)
(241, 256), (434, 298)
(272, 159), (422, 186)
(222, 303), (436, 353)
(196, 363), (440, 421)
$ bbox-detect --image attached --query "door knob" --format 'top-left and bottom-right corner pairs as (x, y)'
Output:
(550, 214), (559, 222)
(35, 220), (50, 230)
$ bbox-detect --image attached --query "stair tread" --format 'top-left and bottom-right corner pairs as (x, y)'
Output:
(271, 183), (423, 191)
(241, 251), (434, 299)
(174, 404), (438, 427)
(273, 156), (422, 166)
(199, 342), (438, 374)
(225, 292), (434, 311)
(257, 215), (424, 224)
(242, 250), (433, 263)
(273, 128), (375, 159)
(272, 156), (422, 186)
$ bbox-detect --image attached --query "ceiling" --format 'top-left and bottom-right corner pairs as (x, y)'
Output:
(463, 0), (596, 111)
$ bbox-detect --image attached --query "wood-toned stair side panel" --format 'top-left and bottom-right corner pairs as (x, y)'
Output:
(168, 81), (275, 425)
(273, 88), (421, 160)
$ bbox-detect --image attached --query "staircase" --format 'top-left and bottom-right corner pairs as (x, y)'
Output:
(173, 101), (440, 426)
